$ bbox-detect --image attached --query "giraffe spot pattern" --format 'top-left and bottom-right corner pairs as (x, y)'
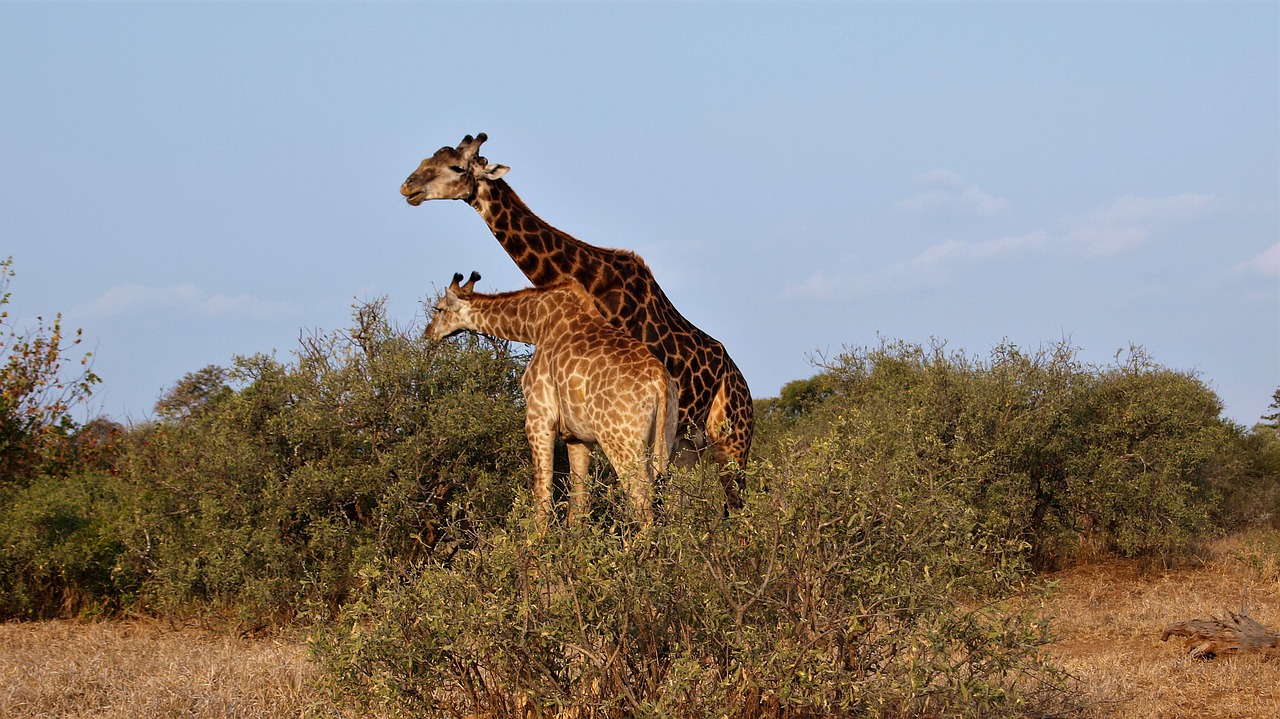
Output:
(431, 278), (677, 526)
(400, 138), (755, 509)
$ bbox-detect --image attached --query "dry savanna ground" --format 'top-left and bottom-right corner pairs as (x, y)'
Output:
(1, 533), (1278, 719)
(1046, 532), (1280, 719)
(0, 620), (371, 719)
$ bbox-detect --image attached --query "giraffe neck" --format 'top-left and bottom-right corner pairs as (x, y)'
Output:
(462, 289), (547, 346)
(469, 179), (598, 287)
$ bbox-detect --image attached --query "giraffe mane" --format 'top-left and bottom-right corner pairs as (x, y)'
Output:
(489, 179), (656, 273)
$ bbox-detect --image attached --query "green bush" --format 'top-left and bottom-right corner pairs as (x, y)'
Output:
(0, 471), (139, 619)
(6, 285), (1270, 718)
(1213, 422), (1280, 529)
(1060, 349), (1227, 558)
(764, 340), (1234, 567)
(102, 299), (529, 627)
(313, 338), (1244, 716)
(0, 256), (100, 487)
(1209, 389), (1280, 529)
(315, 449), (1068, 718)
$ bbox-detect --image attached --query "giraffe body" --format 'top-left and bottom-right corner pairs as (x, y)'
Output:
(426, 272), (677, 527)
(404, 134), (753, 508)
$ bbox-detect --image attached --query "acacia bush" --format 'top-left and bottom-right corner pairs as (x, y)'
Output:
(0, 299), (529, 624)
(1211, 391), (1280, 529)
(315, 442), (1068, 718)
(3, 270), (1271, 716)
(314, 339), (1250, 716)
(762, 340), (1233, 567)
(0, 256), (100, 485)
(0, 258), (115, 619)
(0, 470), (138, 618)
(124, 300), (528, 627)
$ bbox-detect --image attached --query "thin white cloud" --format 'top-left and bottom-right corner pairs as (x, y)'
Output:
(75, 284), (296, 321)
(913, 233), (1048, 267)
(787, 232), (1048, 299)
(895, 169), (1010, 217)
(788, 191), (1221, 300)
(1063, 193), (1218, 257)
(1234, 242), (1280, 278)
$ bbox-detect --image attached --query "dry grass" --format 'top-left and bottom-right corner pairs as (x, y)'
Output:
(2, 532), (1279, 718)
(1047, 531), (1280, 719)
(0, 619), (376, 719)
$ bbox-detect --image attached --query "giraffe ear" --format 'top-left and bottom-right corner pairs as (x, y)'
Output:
(480, 163), (509, 181)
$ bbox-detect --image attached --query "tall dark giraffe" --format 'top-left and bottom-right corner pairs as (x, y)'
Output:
(402, 133), (752, 508)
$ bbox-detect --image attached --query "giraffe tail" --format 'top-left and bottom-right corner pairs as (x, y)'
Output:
(651, 374), (679, 478)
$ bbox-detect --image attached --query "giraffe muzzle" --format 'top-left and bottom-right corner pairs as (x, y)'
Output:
(400, 184), (425, 205)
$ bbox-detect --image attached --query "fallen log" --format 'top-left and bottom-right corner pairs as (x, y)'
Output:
(1161, 609), (1279, 659)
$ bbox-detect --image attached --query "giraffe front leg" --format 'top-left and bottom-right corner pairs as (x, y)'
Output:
(525, 415), (558, 525)
(565, 440), (593, 526)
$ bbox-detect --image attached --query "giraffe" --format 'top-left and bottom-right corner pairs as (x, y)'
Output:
(402, 133), (753, 509)
(425, 271), (678, 527)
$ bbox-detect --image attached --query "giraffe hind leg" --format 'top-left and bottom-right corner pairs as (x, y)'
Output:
(599, 438), (654, 528)
(526, 418), (557, 523)
(706, 376), (753, 510)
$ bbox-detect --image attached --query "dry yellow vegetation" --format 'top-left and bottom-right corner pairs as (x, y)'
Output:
(0, 619), (373, 719)
(1, 533), (1277, 719)
(1047, 532), (1280, 719)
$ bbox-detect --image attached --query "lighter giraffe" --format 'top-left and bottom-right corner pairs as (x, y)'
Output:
(403, 133), (753, 509)
(425, 272), (678, 527)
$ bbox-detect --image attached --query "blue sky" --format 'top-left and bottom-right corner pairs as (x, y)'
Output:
(2, 2), (1276, 425)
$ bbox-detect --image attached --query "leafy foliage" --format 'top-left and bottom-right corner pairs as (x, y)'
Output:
(1262, 388), (1280, 429)
(0, 257), (99, 485)
(312, 339), (1254, 716)
(315, 452), (1066, 718)
(2, 264), (1275, 715)
(0, 470), (137, 618)
(128, 300), (527, 627)
(0, 298), (529, 625)
(772, 340), (1231, 566)
(1213, 405), (1280, 529)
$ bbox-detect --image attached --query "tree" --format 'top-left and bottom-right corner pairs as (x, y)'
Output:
(154, 365), (231, 421)
(0, 257), (99, 484)
(1263, 387), (1280, 429)
(771, 373), (840, 423)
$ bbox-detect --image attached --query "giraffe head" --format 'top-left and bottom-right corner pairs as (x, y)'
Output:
(401, 133), (510, 205)
(424, 271), (481, 340)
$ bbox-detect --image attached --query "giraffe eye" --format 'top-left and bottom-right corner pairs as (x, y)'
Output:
(449, 165), (466, 174)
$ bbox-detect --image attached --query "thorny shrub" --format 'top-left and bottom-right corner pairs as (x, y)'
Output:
(0, 298), (529, 625)
(315, 443), (1072, 718)
(0, 256), (99, 485)
(765, 339), (1234, 567)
